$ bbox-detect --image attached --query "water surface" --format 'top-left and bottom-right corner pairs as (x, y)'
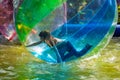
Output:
(0, 38), (120, 80)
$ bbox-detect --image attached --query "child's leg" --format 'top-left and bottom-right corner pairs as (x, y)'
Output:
(75, 44), (92, 57)
(56, 42), (68, 62)
(63, 42), (92, 60)
(63, 41), (77, 60)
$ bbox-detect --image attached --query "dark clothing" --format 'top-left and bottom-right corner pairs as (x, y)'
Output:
(53, 41), (92, 62)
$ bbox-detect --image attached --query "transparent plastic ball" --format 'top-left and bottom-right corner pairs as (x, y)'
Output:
(15, 0), (117, 63)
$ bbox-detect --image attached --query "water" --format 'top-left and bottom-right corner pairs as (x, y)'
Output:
(0, 38), (120, 80)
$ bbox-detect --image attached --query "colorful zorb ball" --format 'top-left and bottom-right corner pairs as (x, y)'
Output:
(15, 0), (118, 63)
(0, 0), (16, 41)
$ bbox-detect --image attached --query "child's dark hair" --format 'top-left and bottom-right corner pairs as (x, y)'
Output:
(39, 31), (50, 39)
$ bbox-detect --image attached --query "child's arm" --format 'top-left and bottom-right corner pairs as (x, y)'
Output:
(26, 41), (42, 47)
